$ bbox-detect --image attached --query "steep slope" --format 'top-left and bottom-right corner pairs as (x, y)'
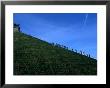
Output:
(14, 31), (97, 75)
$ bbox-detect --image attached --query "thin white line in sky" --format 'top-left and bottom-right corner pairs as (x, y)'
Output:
(82, 13), (88, 29)
(84, 14), (88, 26)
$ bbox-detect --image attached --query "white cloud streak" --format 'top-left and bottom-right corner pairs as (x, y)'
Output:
(82, 13), (88, 29)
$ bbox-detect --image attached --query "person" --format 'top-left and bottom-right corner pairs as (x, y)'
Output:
(89, 54), (90, 58)
(18, 26), (20, 32)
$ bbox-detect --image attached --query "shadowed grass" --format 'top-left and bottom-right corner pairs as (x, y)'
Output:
(14, 31), (97, 75)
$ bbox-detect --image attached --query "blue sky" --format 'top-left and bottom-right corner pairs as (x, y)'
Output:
(13, 13), (97, 59)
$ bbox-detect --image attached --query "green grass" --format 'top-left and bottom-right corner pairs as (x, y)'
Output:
(14, 31), (97, 75)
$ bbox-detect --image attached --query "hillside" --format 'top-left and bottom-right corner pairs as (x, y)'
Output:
(14, 31), (97, 75)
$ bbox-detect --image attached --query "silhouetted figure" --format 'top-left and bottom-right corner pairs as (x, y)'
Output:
(65, 46), (68, 50)
(89, 54), (90, 58)
(62, 45), (63, 48)
(51, 43), (54, 46)
(75, 49), (77, 53)
(64, 46), (66, 49)
(80, 51), (82, 55)
(57, 44), (60, 47)
(55, 43), (58, 47)
(83, 52), (85, 55)
(18, 26), (20, 32)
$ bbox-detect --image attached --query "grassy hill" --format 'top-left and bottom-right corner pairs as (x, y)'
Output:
(14, 31), (97, 75)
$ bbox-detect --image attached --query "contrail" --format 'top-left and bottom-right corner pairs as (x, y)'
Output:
(82, 14), (88, 29)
